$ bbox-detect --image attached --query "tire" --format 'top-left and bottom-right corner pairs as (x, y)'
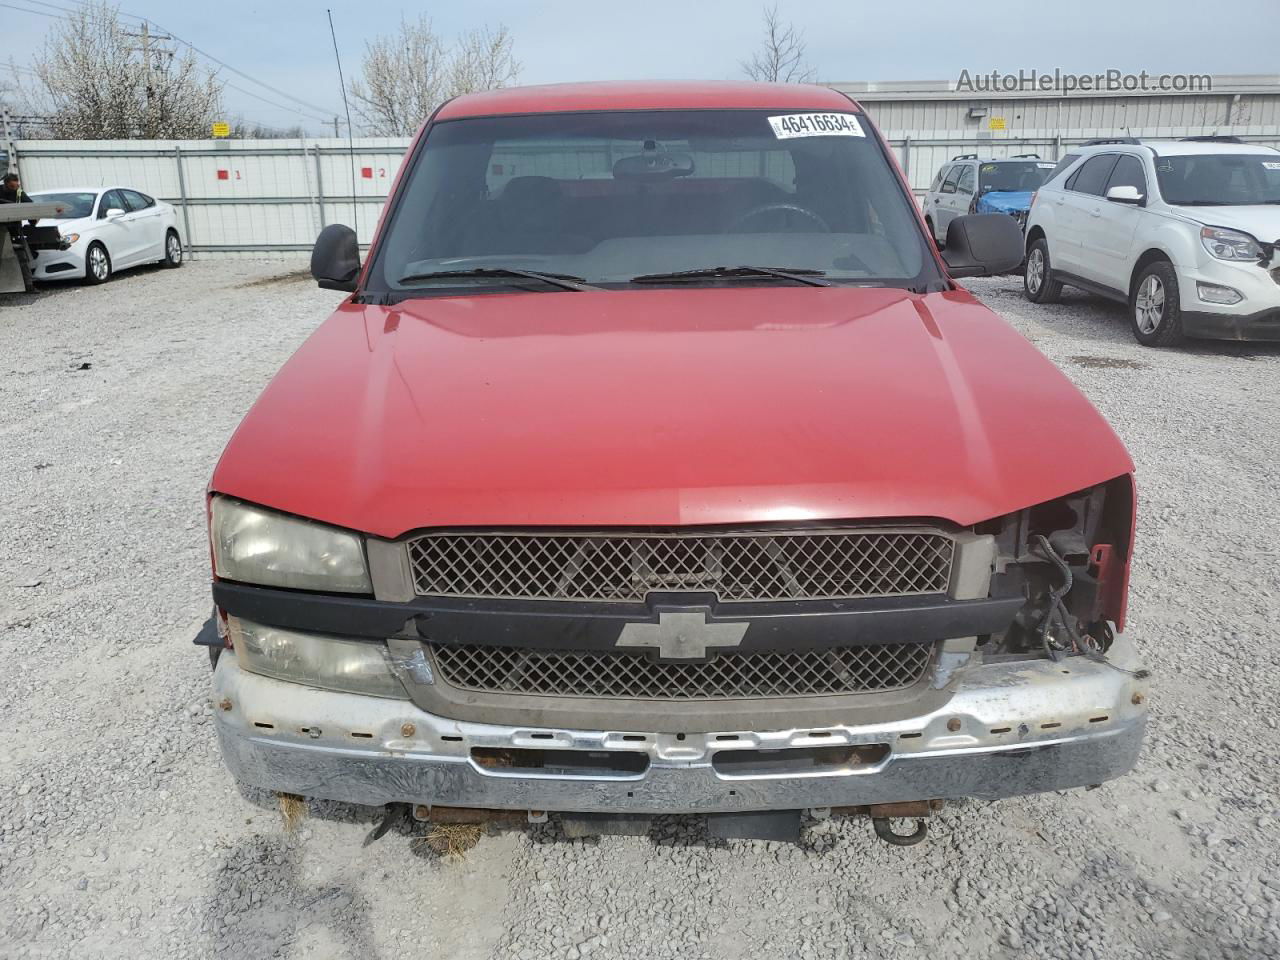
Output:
(162, 229), (183, 268)
(1130, 261), (1185, 347)
(924, 216), (938, 247)
(84, 241), (111, 284)
(1023, 238), (1062, 303)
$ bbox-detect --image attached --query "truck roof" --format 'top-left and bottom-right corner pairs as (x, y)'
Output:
(435, 81), (861, 121)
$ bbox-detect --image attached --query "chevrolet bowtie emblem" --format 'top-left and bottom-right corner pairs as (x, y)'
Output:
(616, 610), (749, 659)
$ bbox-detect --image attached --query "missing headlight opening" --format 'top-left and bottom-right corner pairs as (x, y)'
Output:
(975, 476), (1135, 663)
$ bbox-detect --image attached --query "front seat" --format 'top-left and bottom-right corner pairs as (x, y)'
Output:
(489, 176), (591, 254)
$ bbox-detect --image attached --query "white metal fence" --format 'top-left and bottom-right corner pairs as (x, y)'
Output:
(9, 138), (407, 256)
(11, 131), (1280, 257)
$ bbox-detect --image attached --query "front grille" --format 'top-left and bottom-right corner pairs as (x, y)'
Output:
(407, 530), (954, 602)
(429, 642), (934, 700)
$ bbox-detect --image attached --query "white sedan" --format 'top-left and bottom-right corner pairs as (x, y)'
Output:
(25, 186), (183, 283)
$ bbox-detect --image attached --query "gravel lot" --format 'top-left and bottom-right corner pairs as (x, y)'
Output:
(2, 261), (1279, 960)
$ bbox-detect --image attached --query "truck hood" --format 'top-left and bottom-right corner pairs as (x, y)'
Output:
(211, 286), (1133, 539)
(1170, 204), (1280, 241)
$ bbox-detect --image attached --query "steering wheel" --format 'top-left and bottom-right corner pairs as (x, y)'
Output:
(726, 202), (831, 234)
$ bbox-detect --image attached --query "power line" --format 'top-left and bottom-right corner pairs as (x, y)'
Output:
(150, 24), (340, 120)
(0, 1), (79, 18)
(18, 0), (144, 24)
(222, 82), (335, 126)
(21, 0), (342, 124)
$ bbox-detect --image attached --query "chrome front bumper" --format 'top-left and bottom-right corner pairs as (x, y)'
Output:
(212, 637), (1148, 814)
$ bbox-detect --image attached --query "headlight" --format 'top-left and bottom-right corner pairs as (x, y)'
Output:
(228, 617), (406, 698)
(62, 232), (80, 245)
(210, 497), (371, 593)
(1200, 226), (1262, 262)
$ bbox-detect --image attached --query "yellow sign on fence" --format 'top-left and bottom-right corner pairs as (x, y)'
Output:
(211, 122), (230, 138)
(988, 116), (1007, 131)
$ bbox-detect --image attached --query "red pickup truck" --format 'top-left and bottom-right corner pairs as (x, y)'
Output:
(200, 82), (1148, 845)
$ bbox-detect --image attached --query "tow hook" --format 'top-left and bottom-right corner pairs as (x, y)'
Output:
(831, 800), (942, 847)
(872, 816), (929, 846)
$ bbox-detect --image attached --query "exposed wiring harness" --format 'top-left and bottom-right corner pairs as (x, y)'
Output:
(1032, 534), (1149, 678)
(1032, 534), (1095, 660)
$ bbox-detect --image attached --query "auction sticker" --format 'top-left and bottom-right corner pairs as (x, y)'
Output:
(1263, 161), (1280, 170)
(768, 113), (864, 139)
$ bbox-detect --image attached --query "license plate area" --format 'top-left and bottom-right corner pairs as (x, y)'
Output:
(711, 743), (890, 779)
(471, 746), (649, 779)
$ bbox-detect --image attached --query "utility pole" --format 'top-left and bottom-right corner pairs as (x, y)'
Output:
(1, 107), (14, 176)
(333, 115), (340, 138)
(124, 21), (175, 137)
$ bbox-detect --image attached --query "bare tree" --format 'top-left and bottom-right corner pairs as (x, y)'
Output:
(20, 1), (223, 139)
(349, 16), (519, 136)
(741, 5), (815, 84)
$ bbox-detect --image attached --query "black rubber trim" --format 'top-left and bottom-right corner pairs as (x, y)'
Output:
(211, 581), (1024, 653)
(1181, 307), (1280, 342)
(193, 614), (221, 648)
(1052, 270), (1128, 304)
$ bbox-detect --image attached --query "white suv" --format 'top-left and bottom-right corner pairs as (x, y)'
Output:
(922, 154), (1056, 245)
(1023, 137), (1280, 346)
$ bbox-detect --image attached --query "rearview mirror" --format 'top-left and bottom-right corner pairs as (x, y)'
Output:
(105, 208), (125, 219)
(311, 223), (360, 292)
(941, 213), (1024, 278)
(1105, 185), (1144, 205)
(612, 151), (694, 180)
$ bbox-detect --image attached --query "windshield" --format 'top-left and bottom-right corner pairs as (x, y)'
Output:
(1156, 154), (1280, 206)
(978, 161), (1055, 194)
(29, 191), (97, 219)
(368, 109), (936, 296)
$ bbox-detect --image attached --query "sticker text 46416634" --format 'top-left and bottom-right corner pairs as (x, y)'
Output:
(767, 113), (865, 140)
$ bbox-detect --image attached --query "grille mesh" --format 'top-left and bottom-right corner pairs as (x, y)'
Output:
(429, 642), (933, 700)
(408, 531), (953, 602)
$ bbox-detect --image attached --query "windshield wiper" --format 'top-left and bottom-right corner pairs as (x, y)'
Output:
(397, 268), (602, 291)
(629, 265), (831, 287)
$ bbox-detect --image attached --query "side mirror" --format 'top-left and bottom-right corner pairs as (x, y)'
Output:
(311, 223), (360, 292)
(105, 208), (126, 219)
(1105, 185), (1144, 205)
(941, 213), (1024, 278)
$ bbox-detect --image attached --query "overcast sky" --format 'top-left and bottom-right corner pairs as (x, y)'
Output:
(2, 0), (1274, 133)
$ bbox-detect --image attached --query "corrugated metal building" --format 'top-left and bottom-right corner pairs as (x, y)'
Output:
(839, 74), (1280, 138)
(834, 74), (1280, 190)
